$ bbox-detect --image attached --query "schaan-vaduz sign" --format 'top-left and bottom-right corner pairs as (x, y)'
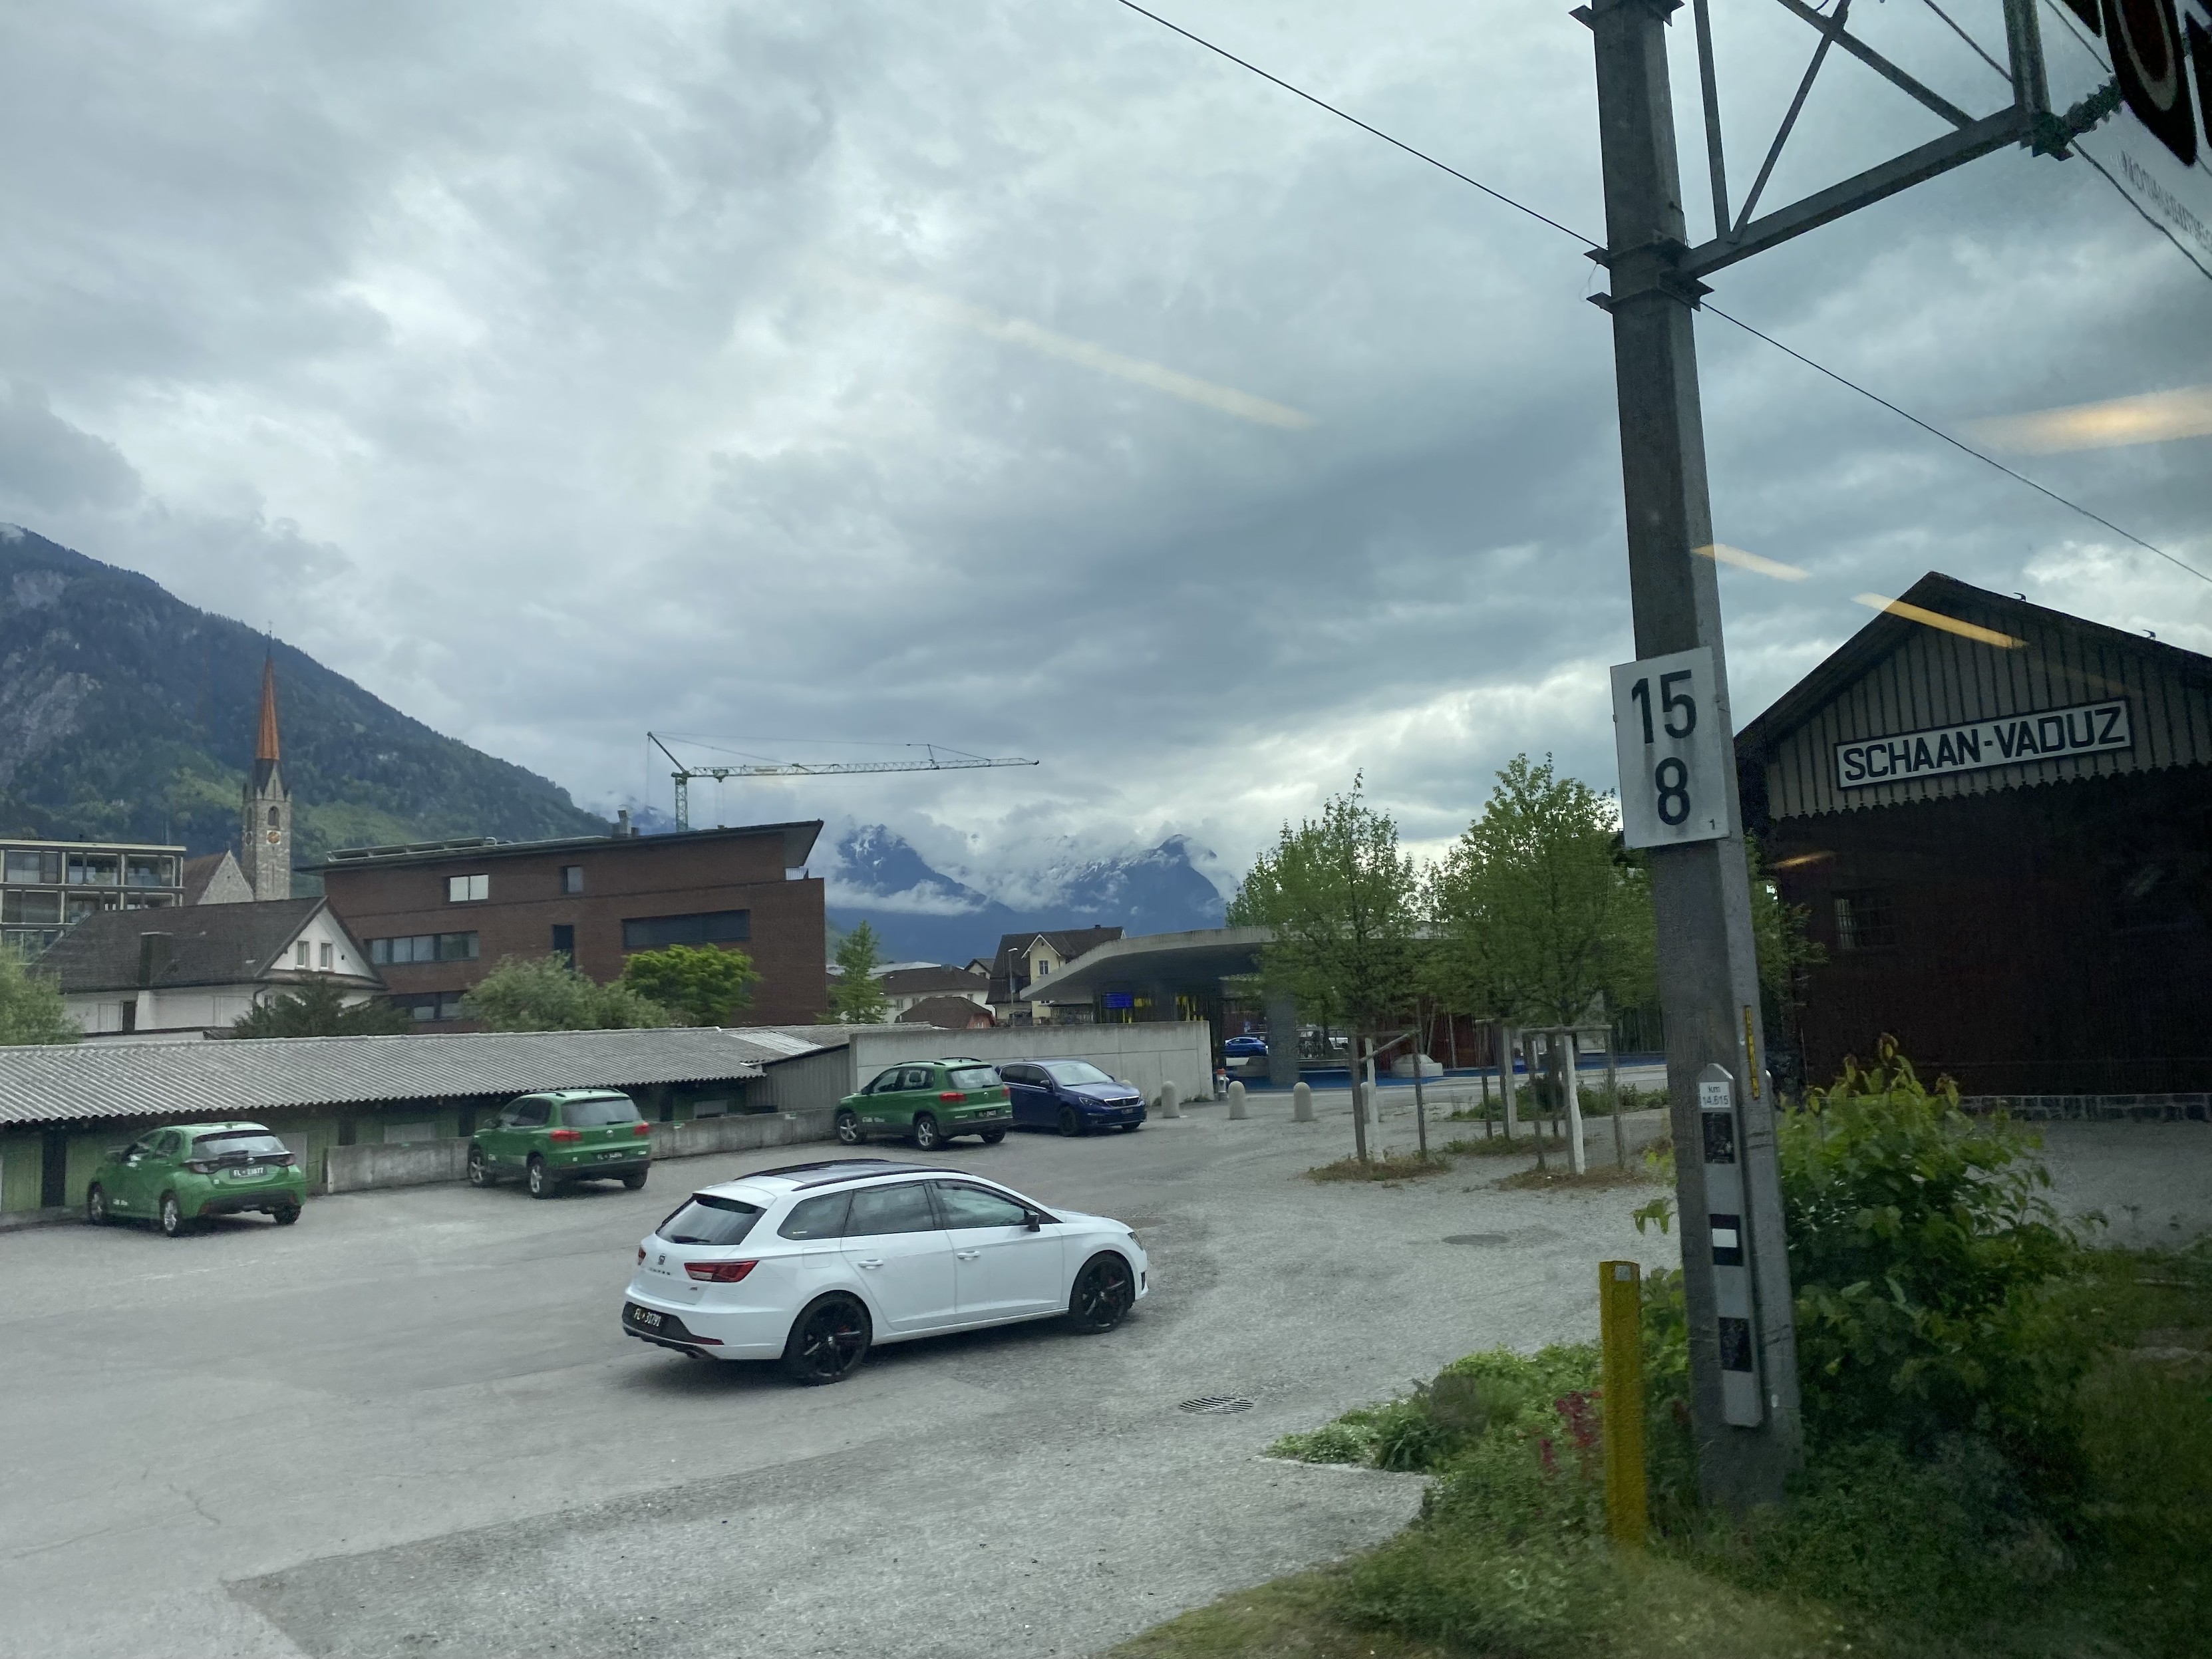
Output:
(1834, 699), (2134, 789)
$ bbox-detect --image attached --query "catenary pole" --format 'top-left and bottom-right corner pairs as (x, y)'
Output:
(1578, 0), (1802, 1509)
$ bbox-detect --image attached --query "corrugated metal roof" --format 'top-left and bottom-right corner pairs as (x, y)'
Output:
(0, 1027), (794, 1126)
(1738, 573), (2212, 821)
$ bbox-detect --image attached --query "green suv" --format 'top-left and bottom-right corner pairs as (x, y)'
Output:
(469, 1090), (653, 1198)
(85, 1122), (307, 1237)
(834, 1059), (1013, 1151)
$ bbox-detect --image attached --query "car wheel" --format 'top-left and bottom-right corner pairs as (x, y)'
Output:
(780, 1293), (871, 1385)
(527, 1156), (556, 1199)
(911, 1114), (942, 1151)
(1066, 1251), (1136, 1332)
(981, 1128), (1006, 1145)
(272, 1203), (301, 1226)
(1057, 1106), (1082, 1138)
(466, 1145), (492, 1187)
(159, 1192), (188, 1239)
(835, 1109), (862, 1146)
(622, 1169), (649, 1191)
(86, 1184), (110, 1226)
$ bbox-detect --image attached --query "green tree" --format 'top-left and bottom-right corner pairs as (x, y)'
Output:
(619, 943), (763, 1027)
(230, 979), (414, 1038)
(0, 951), (81, 1045)
(460, 955), (676, 1031)
(1228, 779), (1420, 1161)
(822, 921), (890, 1024)
(1749, 834), (1825, 1016)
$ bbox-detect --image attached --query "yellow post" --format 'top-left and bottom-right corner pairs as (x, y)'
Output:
(1600, 1259), (1647, 1547)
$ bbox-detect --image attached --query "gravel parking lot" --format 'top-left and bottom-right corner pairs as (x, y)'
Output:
(0, 1092), (1680, 1658)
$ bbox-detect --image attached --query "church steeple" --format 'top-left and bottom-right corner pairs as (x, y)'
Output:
(242, 651), (292, 900)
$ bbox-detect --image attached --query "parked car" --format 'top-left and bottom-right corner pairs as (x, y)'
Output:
(85, 1122), (307, 1237)
(1223, 1034), (1268, 1060)
(1000, 1060), (1148, 1135)
(834, 1060), (1013, 1150)
(468, 1089), (653, 1198)
(621, 1157), (1148, 1383)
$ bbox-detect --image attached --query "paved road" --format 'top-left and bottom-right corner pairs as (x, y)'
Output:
(0, 1094), (1680, 1658)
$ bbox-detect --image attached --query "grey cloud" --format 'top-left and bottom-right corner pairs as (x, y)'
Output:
(0, 383), (142, 512)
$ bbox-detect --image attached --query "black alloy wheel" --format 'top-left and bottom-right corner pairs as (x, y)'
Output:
(980, 1128), (1007, 1145)
(466, 1146), (491, 1187)
(527, 1156), (556, 1199)
(622, 1168), (649, 1191)
(1057, 1105), (1082, 1138)
(272, 1204), (301, 1226)
(85, 1185), (109, 1225)
(1066, 1253), (1136, 1332)
(835, 1109), (862, 1145)
(159, 1192), (186, 1239)
(911, 1114), (942, 1151)
(781, 1294), (871, 1385)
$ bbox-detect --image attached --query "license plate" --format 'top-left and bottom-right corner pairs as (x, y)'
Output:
(630, 1306), (663, 1329)
(230, 1166), (265, 1179)
(599, 1149), (624, 1159)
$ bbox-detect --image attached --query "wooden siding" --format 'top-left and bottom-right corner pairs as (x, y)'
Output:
(1763, 613), (2212, 820)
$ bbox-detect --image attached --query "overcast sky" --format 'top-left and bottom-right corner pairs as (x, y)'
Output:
(2, 0), (2207, 895)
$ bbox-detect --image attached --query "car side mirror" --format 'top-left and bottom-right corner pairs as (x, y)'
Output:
(1025, 1213), (1044, 1231)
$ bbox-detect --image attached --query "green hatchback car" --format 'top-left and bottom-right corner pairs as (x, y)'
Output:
(834, 1058), (1013, 1151)
(469, 1090), (653, 1199)
(85, 1122), (307, 1237)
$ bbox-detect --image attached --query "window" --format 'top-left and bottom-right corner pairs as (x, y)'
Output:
(371, 933), (479, 965)
(124, 854), (177, 889)
(657, 1193), (763, 1247)
(447, 873), (488, 903)
(931, 1181), (1029, 1229)
(267, 806), (281, 829)
(621, 909), (750, 952)
(778, 1191), (853, 1241)
(947, 1066), (1000, 1091)
(295, 942), (311, 968)
(550, 923), (575, 960)
(1040, 1060), (1114, 1087)
(866, 1068), (905, 1094)
(66, 852), (119, 887)
(1833, 891), (1897, 953)
(392, 991), (466, 1021)
(1034, 959), (1050, 977)
(899, 1066), (933, 1091)
(560, 865), (583, 895)
(510, 1099), (551, 1128)
(561, 1095), (641, 1128)
(2, 891), (61, 925)
(3, 848), (61, 885)
(319, 942), (333, 970)
(844, 1182), (940, 1237)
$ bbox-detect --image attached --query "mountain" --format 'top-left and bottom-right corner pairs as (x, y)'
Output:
(0, 525), (609, 877)
(823, 824), (1226, 965)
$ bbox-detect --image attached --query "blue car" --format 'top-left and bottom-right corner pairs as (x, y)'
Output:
(1223, 1035), (1268, 1060)
(1000, 1060), (1148, 1136)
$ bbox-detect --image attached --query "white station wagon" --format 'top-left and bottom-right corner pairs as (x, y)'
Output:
(621, 1159), (1149, 1384)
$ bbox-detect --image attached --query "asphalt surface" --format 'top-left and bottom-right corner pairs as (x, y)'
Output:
(7, 1098), (2197, 1658)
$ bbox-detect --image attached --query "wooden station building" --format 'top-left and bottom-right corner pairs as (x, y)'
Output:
(1736, 573), (2212, 1102)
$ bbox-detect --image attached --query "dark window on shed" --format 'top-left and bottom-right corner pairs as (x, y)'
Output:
(551, 923), (575, 961)
(560, 865), (583, 895)
(621, 910), (750, 952)
(1833, 891), (1897, 953)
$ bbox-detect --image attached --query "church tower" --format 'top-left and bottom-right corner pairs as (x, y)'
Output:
(243, 654), (292, 901)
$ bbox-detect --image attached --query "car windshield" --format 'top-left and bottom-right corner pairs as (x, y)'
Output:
(1041, 1061), (1114, 1086)
(191, 1131), (288, 1161)
(947, 1066), (1000, 1091)
(564, 1096), (641, 1127)
(657, 1193), (762, 1246)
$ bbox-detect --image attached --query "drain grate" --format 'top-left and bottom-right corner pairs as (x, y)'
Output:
(1179, 1394), (1255, 1414)
(1443, 1233), (1508, 1246)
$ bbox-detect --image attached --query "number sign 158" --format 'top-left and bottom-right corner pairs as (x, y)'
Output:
(1610, 647), (1732, 849)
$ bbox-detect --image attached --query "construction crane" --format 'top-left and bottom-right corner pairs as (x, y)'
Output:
(648, 733), (1040, 831)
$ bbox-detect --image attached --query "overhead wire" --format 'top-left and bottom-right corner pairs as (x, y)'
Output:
(1108, 0), (2208, 585)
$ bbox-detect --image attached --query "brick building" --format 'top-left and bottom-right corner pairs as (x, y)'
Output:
(315, 820), (827, 1027)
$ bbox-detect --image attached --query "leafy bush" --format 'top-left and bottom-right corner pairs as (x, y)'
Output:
(1782, 1036), (2090, 1483)
(460, 955), (677, 1031)
(0, 949), (80, 1044)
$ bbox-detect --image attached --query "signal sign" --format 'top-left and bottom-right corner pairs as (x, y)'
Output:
(2077, 0), (2208, 166)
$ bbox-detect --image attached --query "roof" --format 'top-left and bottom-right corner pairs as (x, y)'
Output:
(726, 1159), (953, 1191)
(897, 994), (995, 1028)
(989, 927), (1123, 1002)
(0, 1026), (794, 1126)
(181, 851), (253, 906)
(1017, 925), (1273, 1004)
(313, 820), (824, 874)
(743, 1023), (911, 1062)
(877, 965), (988, 995)
(1736, 572), (2212, 822)
(34, 898), (373, 993)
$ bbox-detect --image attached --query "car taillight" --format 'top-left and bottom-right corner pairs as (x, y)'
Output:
(549, 1129), (582, 1143)
(685, 1259), (756, 1282)
(632, 1122), (652, 1137)
(939, 1090), (965, 1102)
(184, 1160), (216, 1175)
(637, 1245), (647, 1265)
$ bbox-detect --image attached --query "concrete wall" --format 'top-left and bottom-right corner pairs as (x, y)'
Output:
(773, 1023), (1216, 1108)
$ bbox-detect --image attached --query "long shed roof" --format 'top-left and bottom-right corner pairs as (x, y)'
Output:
(0, 1027), (791, 1126)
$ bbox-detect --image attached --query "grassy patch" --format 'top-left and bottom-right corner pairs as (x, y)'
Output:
(1494, 1165), (1652, 1191)
(1438, 1133), (1543, 1158)
(1305, 1153), (1454, 1183)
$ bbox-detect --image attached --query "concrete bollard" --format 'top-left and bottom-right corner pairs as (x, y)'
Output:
(1292, 1081), (1315, 1122)
(1160, 1080), (1182, 1120)
(1227, 1080), (1247, 1120)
